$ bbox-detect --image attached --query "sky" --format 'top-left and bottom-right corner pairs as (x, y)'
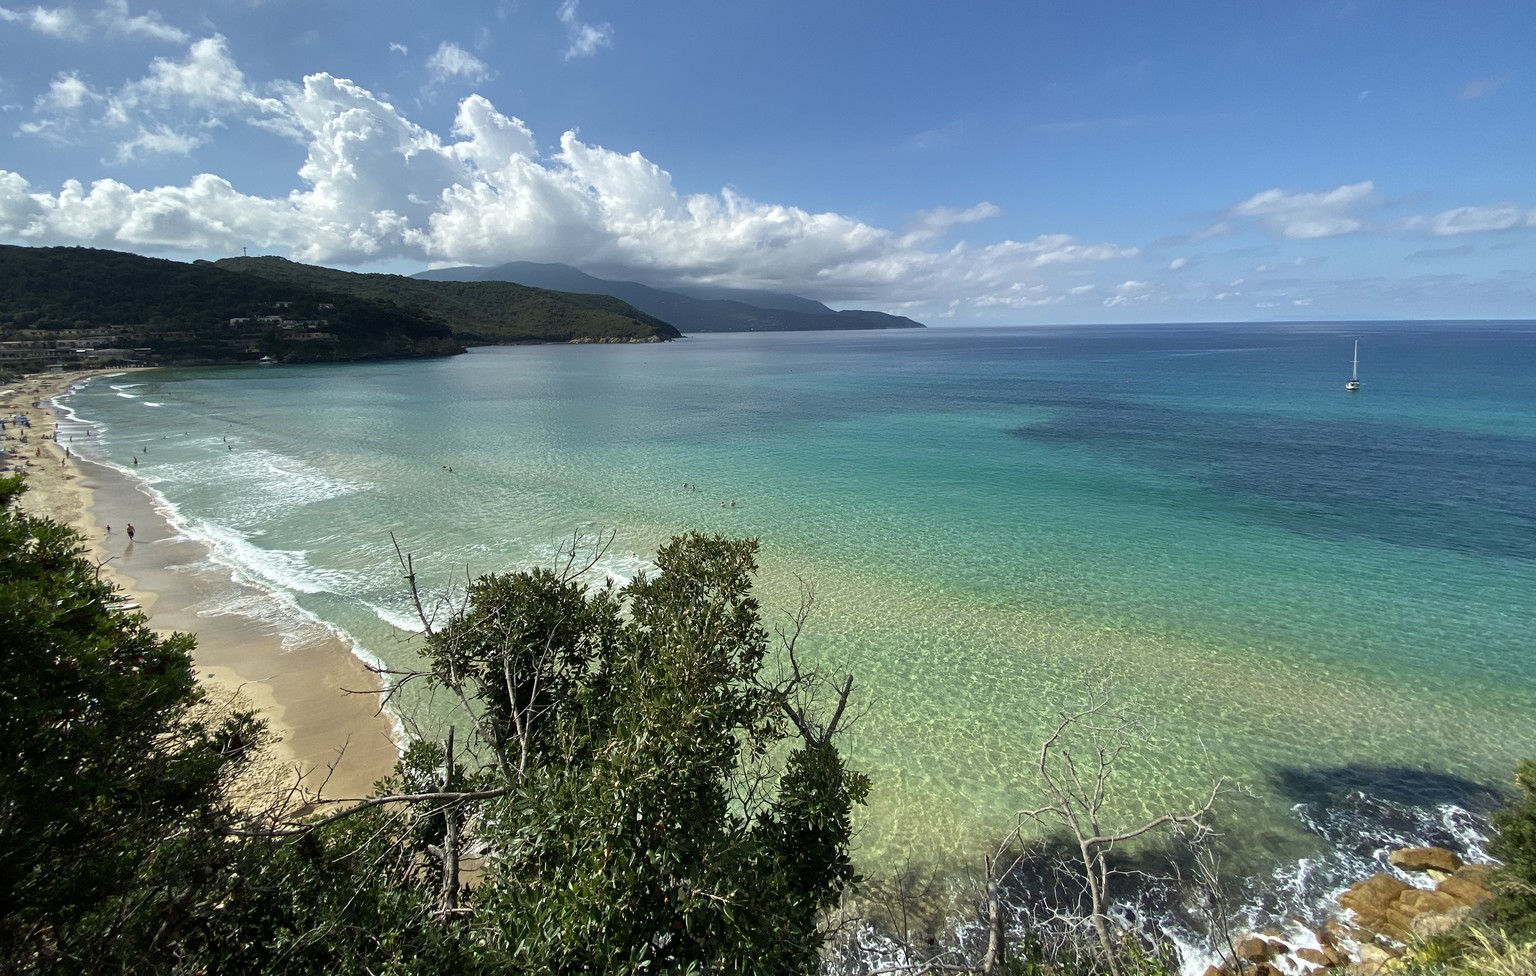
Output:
(1, 1), (1532, 326)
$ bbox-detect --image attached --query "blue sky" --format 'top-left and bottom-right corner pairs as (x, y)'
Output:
(1, 1), (1531, 325)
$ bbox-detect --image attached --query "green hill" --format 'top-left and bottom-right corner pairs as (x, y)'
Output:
(212, 255), (682, 345)
(0, 245), (463, 366)
(0, 247), (681, 371)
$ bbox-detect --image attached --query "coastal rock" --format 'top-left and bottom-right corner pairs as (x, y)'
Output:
(1410, 906), (1470, 940)
(1230, 857), (1490, 976)
(1388, 846), (1461, 875)
(1397, 887), (1460, 916)
(1339, 873), (1412, 938)
(1436, 866), (1494, 907)
(1352, 942), (1402, 975)
(1234, 936), (1277, 963)
(1298, 943), (1353, 969)
(1337, 862), (1493, 948)
(1296, 946), (1331, 966)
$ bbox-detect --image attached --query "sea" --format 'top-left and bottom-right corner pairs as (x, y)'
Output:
(54, 321), (1536, 956)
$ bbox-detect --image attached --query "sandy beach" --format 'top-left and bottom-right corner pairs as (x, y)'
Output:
(2, 369), (400, 808)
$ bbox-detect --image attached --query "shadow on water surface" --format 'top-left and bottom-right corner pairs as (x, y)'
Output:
(850, 763), (1513, 971)
(849, 832), (1213, 969)
(1270, 762), (1508, 815)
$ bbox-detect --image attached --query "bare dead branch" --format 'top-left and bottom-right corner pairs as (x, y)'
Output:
(231, 785), (510, 839)
(1007, 679), (1230, 976)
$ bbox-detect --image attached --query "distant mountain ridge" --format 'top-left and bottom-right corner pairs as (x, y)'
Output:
(414, 262), (926, 333)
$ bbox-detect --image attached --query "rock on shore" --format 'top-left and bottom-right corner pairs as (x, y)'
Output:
(1205, 846), (1494, 976)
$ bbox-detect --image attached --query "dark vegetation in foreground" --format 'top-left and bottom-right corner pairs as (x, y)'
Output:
(2, 470), (1533, 974)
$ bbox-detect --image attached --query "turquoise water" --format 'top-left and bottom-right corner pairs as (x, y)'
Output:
(60, 323), (1536, 895)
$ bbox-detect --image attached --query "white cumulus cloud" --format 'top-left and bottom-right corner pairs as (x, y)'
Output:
(557, 0), (612, 59)
(99, 0), (187, 42)
(427, 42), (490, 84)
(1429, 204), (1529, 236)
(0, 3), (84, 38)
(2, 1), (185, 41)
(19, 35), (294, 158)
(1229, 180), (1375, 239)
(36, 72), (97, 112)
(2, 56), (1141, 313)
(902, 202), (1001, 244)
(113, 123), (204, 161)
(116, 36), (280, 115)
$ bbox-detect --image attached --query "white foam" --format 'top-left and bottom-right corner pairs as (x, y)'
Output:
(146, 448), (366, 529)
(188, 579), (335, 649)
(178, 514), (366, 596)
(362, 597), (433, 636)
(121, 476), (380, 650)
(125, 481), (405, 750)
(1168, 796), (1499, 974)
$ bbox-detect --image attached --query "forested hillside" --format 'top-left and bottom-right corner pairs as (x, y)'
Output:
(0, 245), (462, 364)
(214, 255), (682, 344)
(0, 246), (680, 370)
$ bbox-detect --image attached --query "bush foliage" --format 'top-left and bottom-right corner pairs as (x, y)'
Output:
(0, 481), (862, 974)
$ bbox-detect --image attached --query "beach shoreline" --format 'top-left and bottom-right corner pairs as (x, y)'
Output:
(3, 368), (400, 806)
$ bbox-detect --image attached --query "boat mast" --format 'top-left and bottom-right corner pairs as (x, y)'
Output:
(1351, 340), (1359, 382)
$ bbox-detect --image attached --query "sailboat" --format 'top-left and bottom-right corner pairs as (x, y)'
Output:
(1345, 340), (1361, 392)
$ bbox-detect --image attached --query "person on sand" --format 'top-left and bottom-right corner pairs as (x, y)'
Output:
(126, 524), (135, 542)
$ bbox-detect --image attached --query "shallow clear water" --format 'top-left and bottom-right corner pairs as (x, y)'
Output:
(61, 322), (1536, 889)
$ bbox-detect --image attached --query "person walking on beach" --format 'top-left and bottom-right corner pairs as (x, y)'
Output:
(126, 524), (135, 542)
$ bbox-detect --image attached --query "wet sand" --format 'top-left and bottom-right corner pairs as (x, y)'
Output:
(3, 369), (400, 806)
